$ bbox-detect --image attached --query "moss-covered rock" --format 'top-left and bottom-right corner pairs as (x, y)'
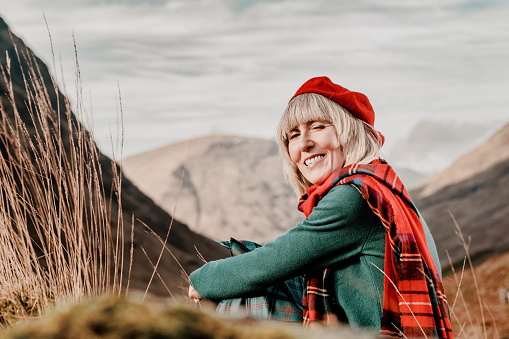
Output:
(0, 296), (292, 339)
(0, 296), (377, 339)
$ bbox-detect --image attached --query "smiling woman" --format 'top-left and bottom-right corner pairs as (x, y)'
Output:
(188, 77), (454, 338)
(278, 89), (382, 195)
(286, 119), (345, 186)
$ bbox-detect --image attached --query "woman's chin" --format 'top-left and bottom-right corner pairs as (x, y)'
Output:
(309, 176), (327, 186)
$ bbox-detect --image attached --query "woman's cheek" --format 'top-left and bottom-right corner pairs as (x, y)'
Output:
(288, 144), (299, 164)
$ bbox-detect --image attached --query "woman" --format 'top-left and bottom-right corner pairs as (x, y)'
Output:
(188, 77), (454, 338)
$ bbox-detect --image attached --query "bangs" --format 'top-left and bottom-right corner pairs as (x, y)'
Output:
(277, 94), (334, 144)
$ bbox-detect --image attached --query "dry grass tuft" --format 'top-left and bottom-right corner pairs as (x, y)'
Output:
(443, 214), (509, 339)
(444, 252), (509, 339)
(0, 31), (125, 326)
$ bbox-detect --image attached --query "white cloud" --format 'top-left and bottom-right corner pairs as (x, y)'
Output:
(1, 0), (508, 172)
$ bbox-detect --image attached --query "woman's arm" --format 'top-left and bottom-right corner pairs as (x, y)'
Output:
(189, 184), (383, 300)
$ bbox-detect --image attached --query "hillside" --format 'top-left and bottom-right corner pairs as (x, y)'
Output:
(414, 123), (509, 198)
(412, 123), (509, 267)
(0, 17), (227, 296)
(443, 251), (509, 338)
(123, 136), (303, 244)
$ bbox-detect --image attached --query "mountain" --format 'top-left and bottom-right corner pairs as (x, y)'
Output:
(413, 123), (509, 198)
(0, 17), (227, 295)
(411, 123), (509, 268)
(123, 136), (303, 244)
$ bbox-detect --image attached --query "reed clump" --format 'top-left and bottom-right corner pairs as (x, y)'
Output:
(0, 33), (125, 326)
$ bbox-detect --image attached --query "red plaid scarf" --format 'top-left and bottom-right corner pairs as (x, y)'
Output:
(298, 159), (454, 338)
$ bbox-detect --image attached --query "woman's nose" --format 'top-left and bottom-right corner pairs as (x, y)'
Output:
(298, 133), (314, 152)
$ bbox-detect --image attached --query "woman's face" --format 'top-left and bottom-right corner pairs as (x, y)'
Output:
(287, 119), (345, 185)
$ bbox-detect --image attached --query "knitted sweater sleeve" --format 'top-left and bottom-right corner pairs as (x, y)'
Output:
(188, 184), (381, 300)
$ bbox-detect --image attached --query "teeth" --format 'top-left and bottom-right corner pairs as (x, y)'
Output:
(305, 155), (324, 166)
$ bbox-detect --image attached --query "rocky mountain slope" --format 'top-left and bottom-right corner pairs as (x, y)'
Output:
(123, 136), (303, 244)
(412, 123), (509, 267)
(0, 17), (227, 296)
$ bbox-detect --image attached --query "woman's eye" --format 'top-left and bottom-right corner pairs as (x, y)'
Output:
(289, 133), (300, 140)
(312, 124), (325, 130)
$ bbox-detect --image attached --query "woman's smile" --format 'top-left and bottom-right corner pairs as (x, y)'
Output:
(287, 120), (345, 185)
(304, 154), (325, 167)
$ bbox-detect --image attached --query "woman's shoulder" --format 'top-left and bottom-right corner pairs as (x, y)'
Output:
(311, 184), (369, 219)
(323, 184), (364, 205)
(304, 183), (384, 241)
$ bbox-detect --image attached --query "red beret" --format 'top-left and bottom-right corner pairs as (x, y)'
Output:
(290, 76), (384, 144)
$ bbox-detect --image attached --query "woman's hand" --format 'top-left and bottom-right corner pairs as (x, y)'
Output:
(188, 285), (202, 303)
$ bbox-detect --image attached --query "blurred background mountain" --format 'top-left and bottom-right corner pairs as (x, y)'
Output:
(412, 122), (509, 267)
(123, 122), (509, 271)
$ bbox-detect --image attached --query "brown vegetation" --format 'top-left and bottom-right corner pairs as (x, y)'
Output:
(444, 252), (509, 338)
(0, 23), (126, 326)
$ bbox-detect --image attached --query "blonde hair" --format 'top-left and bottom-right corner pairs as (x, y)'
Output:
(276, 93), (382, 196)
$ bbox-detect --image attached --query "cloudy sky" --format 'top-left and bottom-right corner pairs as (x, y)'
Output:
(1, 0), (508, 173)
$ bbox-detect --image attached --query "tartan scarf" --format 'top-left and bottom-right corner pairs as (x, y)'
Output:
(298, 159), (454, 338)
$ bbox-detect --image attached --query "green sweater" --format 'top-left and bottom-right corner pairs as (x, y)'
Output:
(189, 184), (441, 330)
